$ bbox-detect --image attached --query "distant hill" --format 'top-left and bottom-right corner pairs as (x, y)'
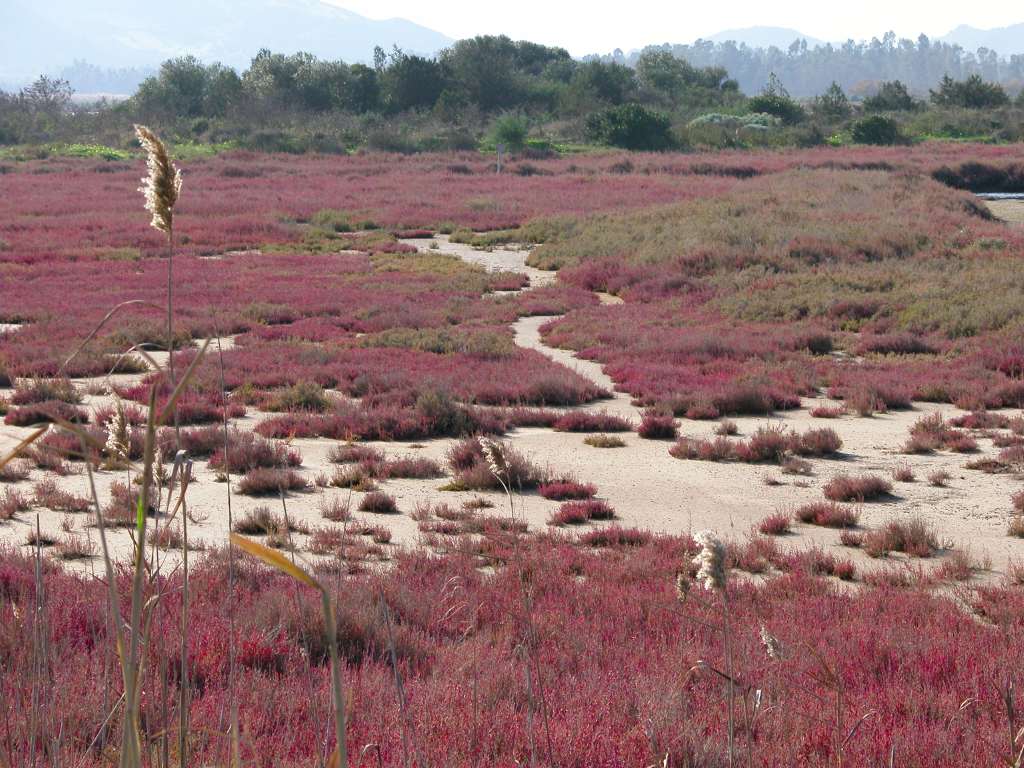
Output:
(701, 26), (824, 50)
(940, 23), (1024, 55)
(0, 0), (453, 88)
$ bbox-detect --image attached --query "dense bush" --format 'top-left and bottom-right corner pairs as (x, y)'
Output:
(851, 115), (900, 145)
(584, 104), (674, 150)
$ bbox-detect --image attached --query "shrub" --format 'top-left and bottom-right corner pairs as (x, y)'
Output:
(780, 457), (812, 475)
(793, 501), (859, 528)
(330, 465), (377, 492)
(758, 512), (791, 535)
(327, 444), (384, 464)
(927, 470), (952, 487)
(547, 498), (617, 526)
(864, 517), (938, 558)
(11, 378), (81, 405)
(318, 496), (351, 522)
(0, 488), (30, 520)
(237, 468), (307, 496)
(358, 492), (399, 515)
(55, 534), (96, 560)
(32, 478), (90, 513)
(810, 405), (845, 419)
(851, 116), (900, 145)
(539, 481), (597, 501)
(1009, 515), (1024, 538)
(715, 419), (739, 436)
(490, 114), (529, 152)
(262, 381), (331, 412)
(378, 456), (443, 479)
(584, 104), (674, 150)
(208, 432), (302, 474)
(0, 460), (32, 483)
(553, 411), (632, 433)
(891, 462), (915, 482)
(790, 427), (842, 457)
(736, 424), (790, 462)
(4, 401), (88, 426)
(839, 529), (864, 548)
(232, 507), (286, 535)
(444, 438), (545, 491)
(637, 410), (677, 440)
(583, 433), (626, 448)
(823, 474), (893, 502)
(579, 525), (651, 547)
(1012, 490), (1024, 514)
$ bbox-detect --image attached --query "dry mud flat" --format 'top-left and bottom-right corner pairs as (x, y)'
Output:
(2, 235), (1024, 578)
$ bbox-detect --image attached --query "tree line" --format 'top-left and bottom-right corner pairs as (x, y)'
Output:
(1, 35), (1022, 152)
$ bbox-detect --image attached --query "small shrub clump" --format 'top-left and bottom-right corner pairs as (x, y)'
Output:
(358, 491), (400, 515)
(822, 474), (893, 502)
(583, 433), (626, 448)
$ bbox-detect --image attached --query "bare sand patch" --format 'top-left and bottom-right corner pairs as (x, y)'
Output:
(986, 199), (1024, 224)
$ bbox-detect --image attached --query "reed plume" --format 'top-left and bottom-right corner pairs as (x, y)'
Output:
(134, 124), (181, 235)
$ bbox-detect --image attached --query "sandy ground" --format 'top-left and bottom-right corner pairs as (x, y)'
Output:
(4, 234), (1024, 581)
(987, 199), (1024, 224)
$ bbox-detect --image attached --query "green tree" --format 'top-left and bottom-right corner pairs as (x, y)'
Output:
(136, 57), (240, 117)
(384, 49), (447, 111)
(813, 81), (851, 120)
(930, 74), (1008, 109)
(569, 60), (636, 106)
(747, 73), (805, 124)
(863, 80), (915, 112)
(345, 64), (380, 113)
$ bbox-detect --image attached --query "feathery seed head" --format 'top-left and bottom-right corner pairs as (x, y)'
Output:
(104, 399), (130, 462)
(760, 624), (783, 660)
(135, 124), (181, 234)
(692, 529), (727, 592)
(478, 436), (508, 481)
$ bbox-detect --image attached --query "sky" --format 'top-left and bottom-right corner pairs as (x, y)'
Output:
(327, 0), (1024, 55)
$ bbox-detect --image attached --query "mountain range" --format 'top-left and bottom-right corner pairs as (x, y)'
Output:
(0, 0), (453, 85)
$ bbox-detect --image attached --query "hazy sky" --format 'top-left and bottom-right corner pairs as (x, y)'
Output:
(327, 0), (1023, 55)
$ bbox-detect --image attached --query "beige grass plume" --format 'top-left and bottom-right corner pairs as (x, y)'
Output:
(478, 436), (508, 482)
(135, 124), (182, 234)
(692, 529), (727, 592)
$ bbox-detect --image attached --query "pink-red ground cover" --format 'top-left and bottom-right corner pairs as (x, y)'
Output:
(4, 536), (1024, 766)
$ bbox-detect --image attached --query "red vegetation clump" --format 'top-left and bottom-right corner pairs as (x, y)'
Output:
(793, 501), (860, 528)
(670, 424), (842, 463)
(823, 473), (894, 502)
(552, 410), (632, 433)
(637, 409), (678, 440)
(548, 499), (615, 526)
(236, 468), (308, 496)
(538, 480), (597, 501)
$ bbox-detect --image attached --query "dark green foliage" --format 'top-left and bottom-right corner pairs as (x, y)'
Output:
(851, 115), (900, 145)
(930, 74), (1009, 109)
(864, 80), (915, 112)
(585, 103), (674, 150)
(813, 81), (851, 120)
(747, 74), (805, 124)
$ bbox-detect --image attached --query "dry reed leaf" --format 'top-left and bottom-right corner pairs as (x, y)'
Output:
(0, 426), (47, 470)
(230, 532), (321, 591)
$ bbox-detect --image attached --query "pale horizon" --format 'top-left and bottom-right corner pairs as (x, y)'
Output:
(326, 0), (1024, 55)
